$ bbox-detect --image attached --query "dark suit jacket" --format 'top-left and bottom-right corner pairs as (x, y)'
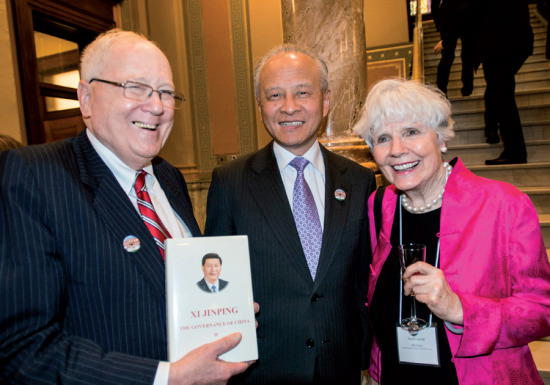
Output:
(197, 278), (229, 293)
(431, 0), (477, 36)
(204, 142), (376, 385)
(0, 130), (201, 384)
(473, 0), (533, 67)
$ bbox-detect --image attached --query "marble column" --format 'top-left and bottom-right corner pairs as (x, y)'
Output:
(281, 0), (375, 169)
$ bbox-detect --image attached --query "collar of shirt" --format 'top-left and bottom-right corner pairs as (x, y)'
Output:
(86, 129), (191, 239)
(86, 129), (149, 197)
(273, 141), (326, 230)
(206, 279), (219, 291)
(272, 140), (325, 176)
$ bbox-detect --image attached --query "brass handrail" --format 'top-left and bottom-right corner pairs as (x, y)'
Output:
(411, 1), (424, 81)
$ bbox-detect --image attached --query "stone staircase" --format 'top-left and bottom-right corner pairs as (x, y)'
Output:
(423, 5), (550, 382)
(423, 6), (550, 252)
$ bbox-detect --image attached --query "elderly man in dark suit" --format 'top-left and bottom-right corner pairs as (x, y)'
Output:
(0, 29), (252, 385)
(205, 45), (376, 384)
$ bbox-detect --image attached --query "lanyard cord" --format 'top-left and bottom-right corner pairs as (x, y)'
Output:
(398, 195), (440, 325)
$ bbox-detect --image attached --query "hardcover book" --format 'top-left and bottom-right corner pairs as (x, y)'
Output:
(165, 236), (258, 362)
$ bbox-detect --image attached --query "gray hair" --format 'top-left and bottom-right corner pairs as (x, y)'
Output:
(0, 134), (23, 152)
(80, 29), (161, 82)
(253, 44), (329, 101)
(353, 77), (454, 148)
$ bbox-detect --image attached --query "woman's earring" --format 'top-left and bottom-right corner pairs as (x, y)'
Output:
(440, 146), (447, 153)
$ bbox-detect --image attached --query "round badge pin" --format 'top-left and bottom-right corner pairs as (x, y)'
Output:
(123, 235), (141, 252)
(334, 188), (346, 201)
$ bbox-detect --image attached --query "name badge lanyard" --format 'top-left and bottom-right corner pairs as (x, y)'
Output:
(398, 195), (441, 325)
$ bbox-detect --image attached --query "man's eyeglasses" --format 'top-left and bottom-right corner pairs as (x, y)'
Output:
(89, 78), (185, 109)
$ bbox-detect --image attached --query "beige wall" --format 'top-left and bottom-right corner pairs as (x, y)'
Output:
(248, 0), (283, 149)
(0, 0), (24, 144)
(146, 0), (197, 171)
(201, 0), (240, 156)
(364, 0), (409, 48)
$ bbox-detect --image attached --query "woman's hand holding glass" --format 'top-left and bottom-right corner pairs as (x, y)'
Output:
(402, 262), (464, 325)
(398, 244), (427, 334)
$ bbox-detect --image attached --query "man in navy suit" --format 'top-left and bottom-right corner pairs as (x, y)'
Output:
(205, 45), (376, 384)
(0, 29), (252, 384)
(197, 253), (229, 293)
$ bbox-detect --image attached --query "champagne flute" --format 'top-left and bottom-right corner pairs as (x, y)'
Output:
(398, 243), (427, 335)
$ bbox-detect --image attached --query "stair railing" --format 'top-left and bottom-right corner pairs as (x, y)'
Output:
(411, 0), (425, 82)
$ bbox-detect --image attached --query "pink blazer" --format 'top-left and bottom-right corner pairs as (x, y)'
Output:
(367, 158), (550, 384)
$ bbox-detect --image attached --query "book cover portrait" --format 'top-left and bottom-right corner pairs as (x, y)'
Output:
(165, 236), (258, 362)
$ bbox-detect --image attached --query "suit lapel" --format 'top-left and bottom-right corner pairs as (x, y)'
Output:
(248, 144), (313, 279)
(73, 131), (166, 303)
(314, 147), (352, 287)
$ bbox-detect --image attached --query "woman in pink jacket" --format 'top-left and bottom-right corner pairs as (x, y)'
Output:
(353, 78), (550, 384)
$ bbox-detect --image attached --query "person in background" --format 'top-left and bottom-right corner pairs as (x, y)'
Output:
(205, 44), (376, 384)
(0, 134), (23, 151)
(0, 29), (253, 385)
(476, 0), (533, 161)
(431, 0), (477, 97)
(354, 77), (550, 385)
(541, 1), (550, 68)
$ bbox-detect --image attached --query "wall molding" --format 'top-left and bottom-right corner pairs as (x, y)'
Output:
(229, 0), (256, 156)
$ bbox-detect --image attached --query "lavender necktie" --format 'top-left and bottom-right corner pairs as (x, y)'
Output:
(289, 157), (322, 280)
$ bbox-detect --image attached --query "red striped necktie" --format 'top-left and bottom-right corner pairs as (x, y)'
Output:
(134, 170), (172, 259)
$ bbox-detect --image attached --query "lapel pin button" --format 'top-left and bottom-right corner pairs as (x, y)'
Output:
(123, 235), (141, 252)
(334, 189), (346, 201)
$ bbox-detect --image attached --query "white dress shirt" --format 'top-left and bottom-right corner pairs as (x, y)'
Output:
(204, 279), (220, 293)
(273, 141), (326, 230)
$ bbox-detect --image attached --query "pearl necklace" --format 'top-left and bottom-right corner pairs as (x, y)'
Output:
(401, 162), (453, 213)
